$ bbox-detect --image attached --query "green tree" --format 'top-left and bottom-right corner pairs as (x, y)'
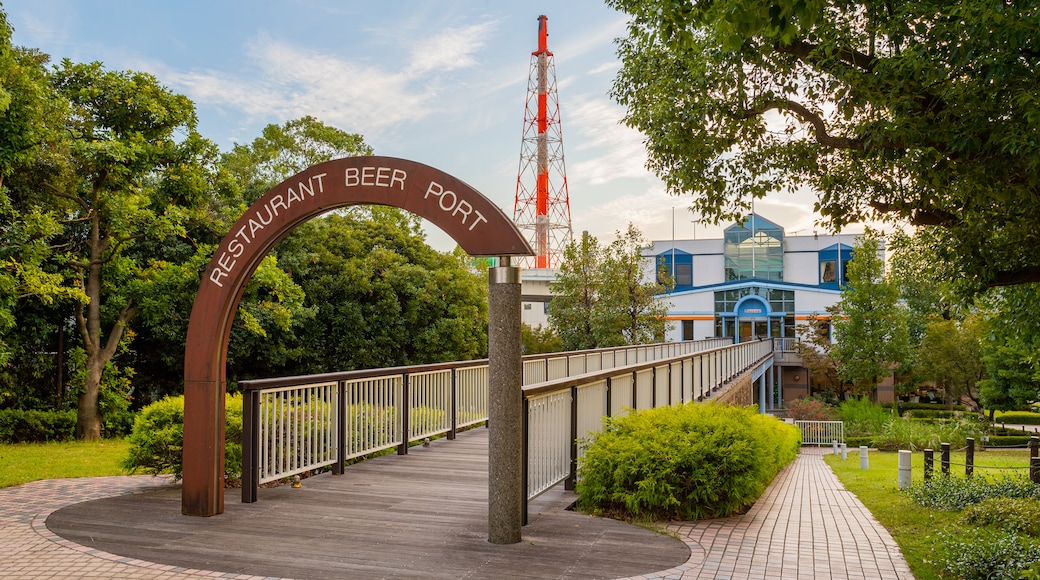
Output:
(977, 285), (1040, 418)
(6, 58), (217, 439)
(521, 323), (563, 355)
(916, 316), (986, 412)
(550, 225), (670, 350)
(609, 0), (1040, 291)
(549, 232), (602, 351)
(794, 312), (849, 400)
(830, 231), (910, 396)
(274, 209), (488, 371)
(595, 224), (671, 346)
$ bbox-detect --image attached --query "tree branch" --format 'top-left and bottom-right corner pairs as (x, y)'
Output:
(44, 183), (89, 212)
(988, 266), (1040, 287)
(776, 39), (876, 72)
(744, 99), (864, 150)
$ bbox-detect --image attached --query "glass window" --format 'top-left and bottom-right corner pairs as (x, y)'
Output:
(676, 263), (692, 286)
(682, 320), (694, 341)
(820, 260), (837, 283)
(723, 215), (784, 281)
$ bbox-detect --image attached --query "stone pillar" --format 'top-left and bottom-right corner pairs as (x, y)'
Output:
(758, 373), (766, 414)
(488, 258), (523, 544)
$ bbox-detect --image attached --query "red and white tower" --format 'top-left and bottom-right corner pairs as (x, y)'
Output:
(514, 15), (572, 269)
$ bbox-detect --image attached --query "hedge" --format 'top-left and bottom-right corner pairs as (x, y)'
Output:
(0, 409), (77, 443)
(576, 402), (800, 521)
(994, 411), (1040, 426)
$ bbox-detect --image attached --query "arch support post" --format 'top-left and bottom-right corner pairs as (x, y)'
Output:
(487, 257), (523, 544)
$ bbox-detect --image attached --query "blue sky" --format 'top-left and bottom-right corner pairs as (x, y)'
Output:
(5, 0), (839, 251)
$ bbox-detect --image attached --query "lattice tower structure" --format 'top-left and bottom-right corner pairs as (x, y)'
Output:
(514, 14), (572, 269)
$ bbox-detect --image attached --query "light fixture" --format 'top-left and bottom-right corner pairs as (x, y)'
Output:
(793, 375), (800, 381)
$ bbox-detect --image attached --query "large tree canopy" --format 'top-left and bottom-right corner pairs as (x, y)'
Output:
(609, 0), (1040, 291)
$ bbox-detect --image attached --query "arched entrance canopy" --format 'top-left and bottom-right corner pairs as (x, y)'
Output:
(182, 156), (533, 516)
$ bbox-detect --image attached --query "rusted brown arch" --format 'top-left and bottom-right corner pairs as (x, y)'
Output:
(182, 156), (532, 516)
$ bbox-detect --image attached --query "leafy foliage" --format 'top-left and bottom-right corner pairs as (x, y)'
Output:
(830, 231), (911, 395)
(871, 417), (985, 452)
(576, 403), (800, 520)
(978, 285), (1040, 417)
(549, 225), (671, 350)
(609, 0), (1040, 291)
(785, 397), (835, 421)
(961, 497), (1040, 537)
(905, 475), (1040, 512)
(521, 324), (563, 355)
(123, 393), (242, 481)
(934, 529), (1040, 580)
(0, 408), (76, 442)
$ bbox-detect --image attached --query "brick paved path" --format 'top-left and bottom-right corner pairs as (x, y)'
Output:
(2, 449), (913, 579)
(627, 447), (914, 580)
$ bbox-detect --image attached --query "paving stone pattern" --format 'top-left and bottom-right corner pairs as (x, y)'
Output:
(1, 448), (912, 579)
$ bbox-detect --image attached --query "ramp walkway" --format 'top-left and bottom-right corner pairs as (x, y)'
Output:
(3, 430), (913, 579)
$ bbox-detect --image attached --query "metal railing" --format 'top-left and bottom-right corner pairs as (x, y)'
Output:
(795, 420), (845, 446)
(520, 338), (774, 520)
(240, 337), (734, 502)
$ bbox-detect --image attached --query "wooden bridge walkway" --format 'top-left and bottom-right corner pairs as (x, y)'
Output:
(45, 427), (689, 579)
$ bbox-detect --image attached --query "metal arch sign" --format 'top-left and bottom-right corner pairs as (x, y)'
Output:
(182, 156), (533, 516)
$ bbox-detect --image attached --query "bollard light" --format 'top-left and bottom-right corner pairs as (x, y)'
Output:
(860, 446), (868, 470)
(841, 443), (847, 460)
(897, 450), (912, 490)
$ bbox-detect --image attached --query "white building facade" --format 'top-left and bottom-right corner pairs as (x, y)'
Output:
(644, 215), (895, 403)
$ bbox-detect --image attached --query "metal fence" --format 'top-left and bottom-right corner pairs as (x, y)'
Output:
(795, 420), (845, 446)
(521, 338), (775, 521)
(240, 337), (736, 502)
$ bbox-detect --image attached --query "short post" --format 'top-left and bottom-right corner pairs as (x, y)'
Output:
(940, 442), (951, 477)
(924, 449), (933, 481)
(859, 446), (869, 470)
(841, 442), (847, 460)
(833, 439), (839, 455)
(965, 437), (974, 479)
(897, 450), (912, 490)
(1030, 437), (1039, 484)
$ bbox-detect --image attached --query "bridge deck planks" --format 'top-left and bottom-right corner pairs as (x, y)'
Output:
(47, 428), (689, 579)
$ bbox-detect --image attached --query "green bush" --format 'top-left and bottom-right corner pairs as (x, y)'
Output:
(935, 529), (1040, 580)
(906, 409), (971, 419)
(961, 497), (1040, 537)
(786, 397), (836, 421)
(844, 436), (873, 449)
(838, 398), (894, 437)
(0, 409), (77, 442)
(575, 403), (800, 520)
(905, 475), (1040, 511)
(872, 417), (985, 451)
(994, 411), (1040, 426)
(123, 394), (242, 482)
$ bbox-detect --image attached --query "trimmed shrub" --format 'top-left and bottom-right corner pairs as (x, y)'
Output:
(905, 409), (971, 420)
(961, 497), (1040, 537)
(994, 411), (1040, 426)
(123, 394), (242, 482)
(576, 402), (800, 521)
(0, 409), (77, 443)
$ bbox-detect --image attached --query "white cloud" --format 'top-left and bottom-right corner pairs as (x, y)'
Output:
(565, 96), (651, 184)
(407, 21), (497, 75)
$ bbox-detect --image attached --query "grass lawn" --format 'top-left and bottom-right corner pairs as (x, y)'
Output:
(0, 439), (130, 488)
(823, 448), (1034, 580)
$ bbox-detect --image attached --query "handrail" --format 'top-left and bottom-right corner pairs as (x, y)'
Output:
(239, 337), (750, 505)
(519, 338), (774, 521)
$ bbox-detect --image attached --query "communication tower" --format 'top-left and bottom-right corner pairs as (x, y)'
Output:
(514, 15), (572, 269)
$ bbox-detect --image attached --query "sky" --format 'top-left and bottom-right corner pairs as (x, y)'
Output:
(4, 0), (849, 252)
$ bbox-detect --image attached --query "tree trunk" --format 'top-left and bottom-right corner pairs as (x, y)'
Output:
(75, 360), (104, 440)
